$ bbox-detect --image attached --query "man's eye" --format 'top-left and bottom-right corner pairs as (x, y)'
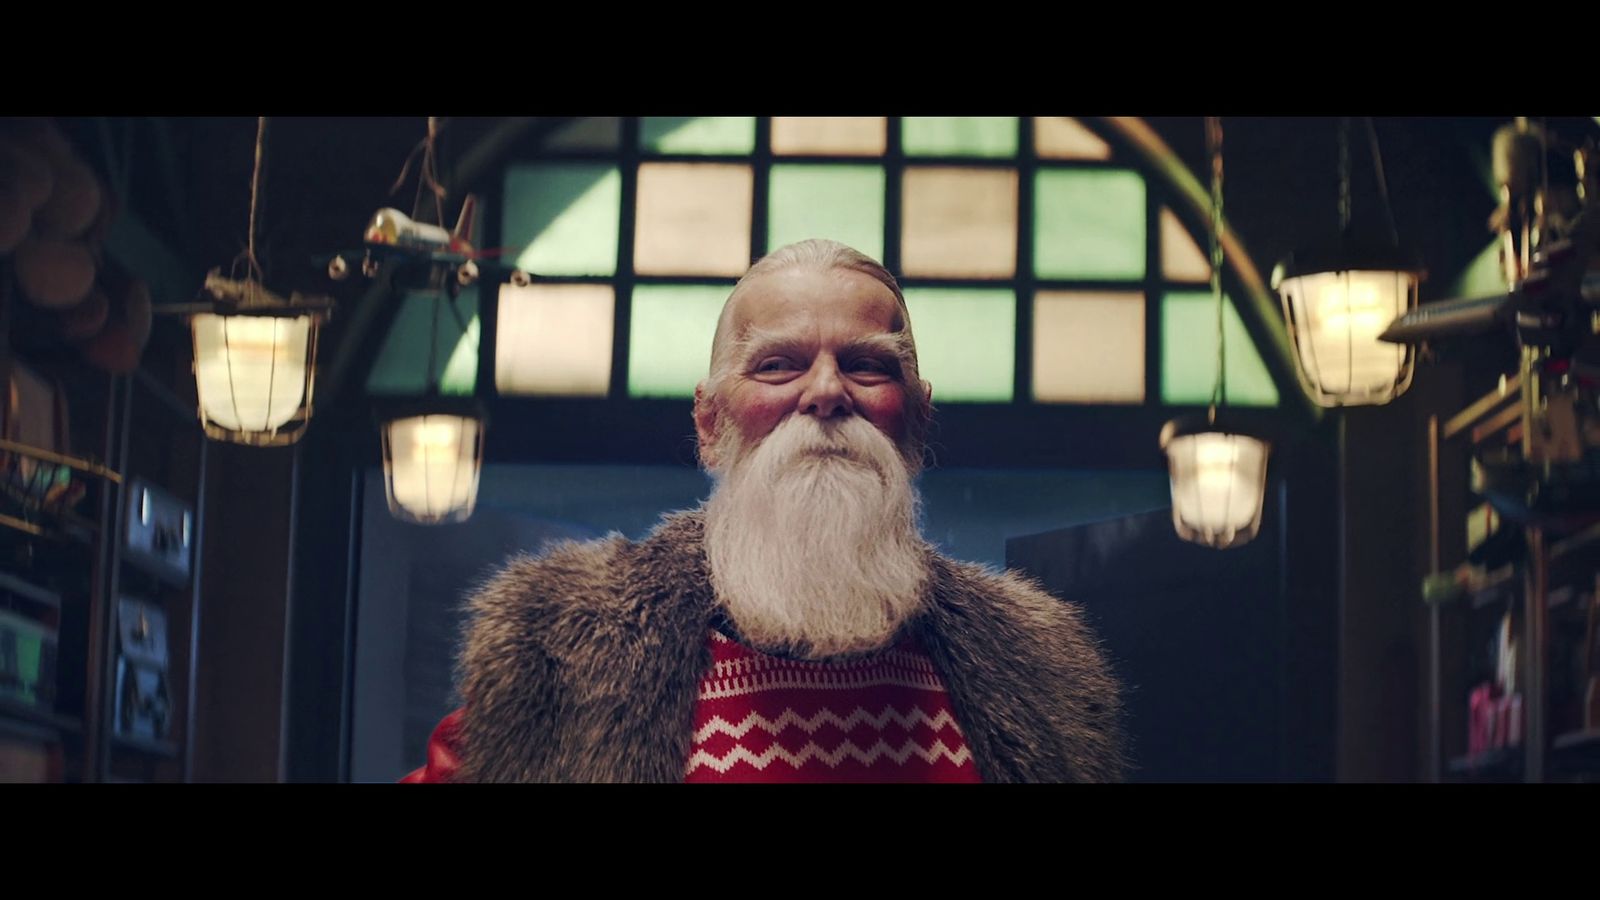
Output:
(755, 358), (797, 373)
(850, 358), (893, 376)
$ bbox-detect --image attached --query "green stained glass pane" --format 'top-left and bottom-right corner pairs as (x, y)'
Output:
(767, 164), (885, 259)
(1161, 291), (1279, 407)
(902, 288), (1015, 402)
(16, 639), (39, 700)
(366, 288), (479, 396)
(441, 314), (480, 394)
(503, 163), (619, 276)
(902, 117), (1019, 158)
(628, 284), (731, 398)
(1444, 237), (1506, 300)
(641, 117), (757, 154)
(1034, 169), (1146, 280)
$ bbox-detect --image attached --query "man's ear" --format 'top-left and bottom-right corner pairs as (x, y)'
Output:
(920, 378), (933, 407)
(693, 381), (719, 470)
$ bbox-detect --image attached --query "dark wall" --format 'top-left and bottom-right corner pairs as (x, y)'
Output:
(1008, 504), (1286, 781)
(192, 443), (295, 782)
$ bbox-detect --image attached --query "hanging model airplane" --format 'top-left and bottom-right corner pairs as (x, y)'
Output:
(1381, 120), (1600, 353)
(322, 195), (531, 289)
(1382, 121), (1600, 527)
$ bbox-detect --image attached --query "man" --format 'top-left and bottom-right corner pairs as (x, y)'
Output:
(404, 239), (1125, 782)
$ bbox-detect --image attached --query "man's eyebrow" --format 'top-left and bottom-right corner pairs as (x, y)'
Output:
(734, 327), (808, 363)
(734, 328), (912, 365)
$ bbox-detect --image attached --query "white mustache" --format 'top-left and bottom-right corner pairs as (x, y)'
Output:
(719, 414), (893, 479)
(703, 412), (930, 658)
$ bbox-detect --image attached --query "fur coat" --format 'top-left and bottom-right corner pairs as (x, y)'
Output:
(455, 509), (1126, 782)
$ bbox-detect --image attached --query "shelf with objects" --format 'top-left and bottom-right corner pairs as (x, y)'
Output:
(2, 116), (206, 782)
(1425, 362), (1600, 782)
(1, 289), (203, 784)
(103, 365), (205, 784)
(0, 258), (126, 783)
(1414, 122), (1600, 783)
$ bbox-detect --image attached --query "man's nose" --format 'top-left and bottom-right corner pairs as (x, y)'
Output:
(797, 359), (853, 419)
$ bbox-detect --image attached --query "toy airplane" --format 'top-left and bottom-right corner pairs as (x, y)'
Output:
(1377, 291), (1517, 345)
(323, 195), (530, 289)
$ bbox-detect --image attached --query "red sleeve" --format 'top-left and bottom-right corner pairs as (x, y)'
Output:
(400, 707), (466, 783)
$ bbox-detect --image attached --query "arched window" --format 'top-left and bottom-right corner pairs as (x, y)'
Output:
(366, 117), (1288, 463)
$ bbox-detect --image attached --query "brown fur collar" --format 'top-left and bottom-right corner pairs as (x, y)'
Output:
(456, 509), (1125, 782)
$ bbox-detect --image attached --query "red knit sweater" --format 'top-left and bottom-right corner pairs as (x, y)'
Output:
(403, 630), (981, 783)
(684, 629), (981, 783)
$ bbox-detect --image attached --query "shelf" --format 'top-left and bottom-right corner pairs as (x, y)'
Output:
(0, 694), (82, 738)
(1428, 367), (1600, 783)
(1443, 374), (1521, 441)
(1470, 404), (1522, 446)
(1470, 565), (1519, 609)
(1547, 584), (1580, 610)
(1550, 520), (1600, 564)
(0, 436), (122, 544)
(1550, 729), (1600, 777)
(120, 551), (192, 593)
(1553, 728), (1600, 752)
(111, 732), (178, 758)
(0, 711), (59, 744)
(5, 258), (199, 784)
(1447, 747), (1523, 778)
(0, 568), (62, 609)
(0, 509), (97, 546)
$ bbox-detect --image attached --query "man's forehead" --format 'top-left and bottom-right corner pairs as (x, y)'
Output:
(726, 267), (904, 338)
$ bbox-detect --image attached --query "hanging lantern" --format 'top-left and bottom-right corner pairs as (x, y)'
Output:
(1161, 116), (1277, 549)
(1273, 238), (1424, 407)
(367, 117), (493, 526)
(1274, 118), (1426, 408)
(174, 119), (334, 446)
(190, 271), (331, 446)
(1160, 412), (1271, 550)
(378, 399), (485, 525)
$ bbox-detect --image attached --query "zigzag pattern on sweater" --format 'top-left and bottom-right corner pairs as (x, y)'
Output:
(693, 705), (962, 743)
(685, 737), (974, 776)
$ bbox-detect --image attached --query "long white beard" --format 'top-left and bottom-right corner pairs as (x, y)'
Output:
(703, 414), (931, 658)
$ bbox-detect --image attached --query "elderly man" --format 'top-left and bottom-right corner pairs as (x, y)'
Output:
(404, 239), (1124, 783)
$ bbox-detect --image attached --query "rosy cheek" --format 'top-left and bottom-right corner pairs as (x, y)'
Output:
(857, 387), (909, 441)
(728, 391), (792, 442)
